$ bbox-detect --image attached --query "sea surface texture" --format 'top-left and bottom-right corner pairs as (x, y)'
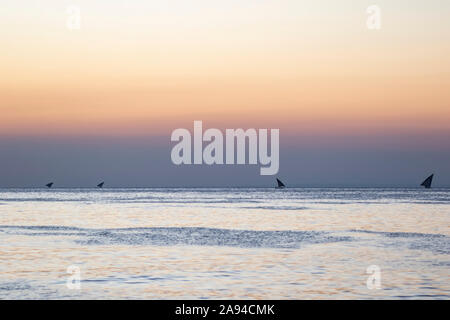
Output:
(0, 188), (449, 299)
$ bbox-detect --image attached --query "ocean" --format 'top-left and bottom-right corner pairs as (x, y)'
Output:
(0, 188), (448, 299)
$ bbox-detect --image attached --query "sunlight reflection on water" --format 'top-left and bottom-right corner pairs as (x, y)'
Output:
(0, 188), (449, 299)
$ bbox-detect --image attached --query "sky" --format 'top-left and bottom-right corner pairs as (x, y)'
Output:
(0, 0), (449, 187)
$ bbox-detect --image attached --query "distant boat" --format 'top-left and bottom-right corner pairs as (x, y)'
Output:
(97, 182), (105, 188)
(276, 178), (286, 189)
(46, 182), (54, 188)
(421, 174), (434, 189)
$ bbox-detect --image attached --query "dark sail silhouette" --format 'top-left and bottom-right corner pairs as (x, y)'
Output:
(421, 174), (433, 189)
(97, 182), (105, 188)
(276, 178), (286, 189)
(46, 182), (54, 188)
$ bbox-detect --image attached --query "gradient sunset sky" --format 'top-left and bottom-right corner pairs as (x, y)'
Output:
(1, 0), (449, 187)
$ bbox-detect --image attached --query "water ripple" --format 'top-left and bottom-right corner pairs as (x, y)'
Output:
(0, 225), (352, 248)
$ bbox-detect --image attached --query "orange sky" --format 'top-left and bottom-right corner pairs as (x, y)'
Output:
(1, 0), (449, 137)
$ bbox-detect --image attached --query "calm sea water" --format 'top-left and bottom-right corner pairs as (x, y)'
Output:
(0, 188), (449, 299)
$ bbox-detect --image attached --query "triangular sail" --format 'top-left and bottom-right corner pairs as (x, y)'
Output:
(421, 174), (433, 189)
(97, 182), (105, 188)
(46, 182), (53, 188)
(276, 178), (285, 188)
